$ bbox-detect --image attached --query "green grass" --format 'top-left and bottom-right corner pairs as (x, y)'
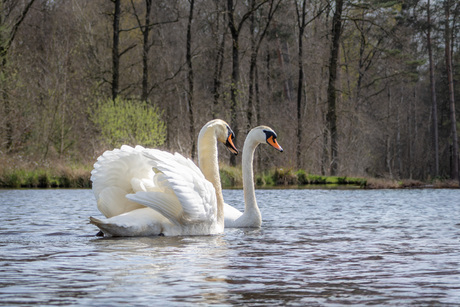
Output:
(0, 165), (91, 188)
(0, 163), (368, 189)
(219, 165), (243, 188)
(8, 159), (445, 190)
(219, 166), (369, 188)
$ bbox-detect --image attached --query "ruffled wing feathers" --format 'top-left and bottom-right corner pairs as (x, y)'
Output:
(132, 149), (217, 224)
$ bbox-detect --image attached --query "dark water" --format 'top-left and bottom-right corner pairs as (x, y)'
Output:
(0, 188), (459, 306)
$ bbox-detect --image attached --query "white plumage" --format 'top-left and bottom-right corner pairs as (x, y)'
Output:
(224, 126), (283, 228)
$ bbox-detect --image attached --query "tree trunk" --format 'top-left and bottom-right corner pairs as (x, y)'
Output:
(112, 0), (121, 101)
(1, 53), (13, 151)
(295, 0), (307, 169)
(248, 1), (256, 130)
(427, 0), (439, 178)
(321, 128), (328, 176)
(397, 95), (402, 177)
(0, 12), (12, 150)
(326, 0), (343, 176)
(227, 0), (240, 166)
(444, 0), (459, 181)
(255, 61), (261, 127)
(276, 38), (294, 104)
(141, 0), (153, 102)
(212, 29), (225, 118)
(186, 0), (196, 160)
(386, 88), (393, 178)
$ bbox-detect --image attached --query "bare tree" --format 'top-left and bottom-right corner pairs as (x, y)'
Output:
(210, 1), (227, 118)
(444, 0), (458, 181)
(247, 0), (280, 128)
(427, 0), (439, 177)
(295, 0), (307, 169)
(130, 0), (178, 102)
(326, 0), (344, 176)
(0, 0), (36, 151)
(140, 0), (153, 102)
(227, 0), (267, 165)
(186, 0), (196, 159)
(294, 0), (327, 169)
(111, 0), (121, 100)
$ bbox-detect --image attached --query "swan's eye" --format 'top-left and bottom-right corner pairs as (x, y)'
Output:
(226, 125), (234, 136)
(263, 129), (277, 141)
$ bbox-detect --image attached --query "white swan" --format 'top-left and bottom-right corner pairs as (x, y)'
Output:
(224, 126), (283, 228)
(89, 119), (238, 236)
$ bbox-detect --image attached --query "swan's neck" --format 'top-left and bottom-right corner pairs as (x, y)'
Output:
(242, 135), (261, 223)
(198, 128), (224, 227)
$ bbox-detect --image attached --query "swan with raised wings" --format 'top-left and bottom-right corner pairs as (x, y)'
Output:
(224, 126), (283, 228)
(89, 119), (238, 236)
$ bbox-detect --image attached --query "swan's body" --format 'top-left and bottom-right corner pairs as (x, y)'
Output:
(224, 126), (283, 228)
(89, 119), (238, 237)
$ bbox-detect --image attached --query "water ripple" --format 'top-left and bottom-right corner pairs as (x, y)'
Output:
(0, 188), (459, 305)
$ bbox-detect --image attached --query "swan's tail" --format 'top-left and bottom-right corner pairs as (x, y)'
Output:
(89, 216), (120, 237)
(89, 215), (163, 237)
(89, 216), (139, 237)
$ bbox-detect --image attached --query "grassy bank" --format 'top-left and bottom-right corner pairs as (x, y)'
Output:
(220, 167), (459, 189)
(0, 162), (92, 188)
(1, 161), (458, 189)
(220, 167), (368, 189)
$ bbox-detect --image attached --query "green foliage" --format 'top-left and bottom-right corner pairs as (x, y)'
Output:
(219, 165), (242, 188)
(306, 174), (326, 184)
(295, 169), (308, 185)
(8, 169), (43, 187)
(89, 97), (166, 148)
(273, 168), (297, 185)
(294, 170), (368, 187)
(256, 172), (275, 187)
(0, 161), (92, 188)
(346, 177), (368, 187)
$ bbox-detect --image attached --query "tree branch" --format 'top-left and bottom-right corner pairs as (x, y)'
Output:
(119, 43), (137, 57)
(5, 0), (36, 54)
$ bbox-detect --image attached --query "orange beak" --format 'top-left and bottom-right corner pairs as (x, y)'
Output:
(267, 136), (283, 152)
(226, 134), (239, 155)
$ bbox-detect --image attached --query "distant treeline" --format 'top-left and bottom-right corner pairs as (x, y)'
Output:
(0, 0), (459, 183)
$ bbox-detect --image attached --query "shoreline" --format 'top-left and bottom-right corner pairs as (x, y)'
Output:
(0, 165), (458, 189)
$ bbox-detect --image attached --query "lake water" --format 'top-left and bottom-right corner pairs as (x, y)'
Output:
(0, 188), (459, 306)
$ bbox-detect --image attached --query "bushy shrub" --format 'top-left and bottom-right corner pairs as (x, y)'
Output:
(89, 97), (166, 148)
(256, 172), (275, 186)
(296, 169), (308, 185)
(273, 168), (297, 185)
(1, 172), (21, 188)
(307, 174), (326, 184)
(219, 165), (242, 188)
(346, 177), (367, 187)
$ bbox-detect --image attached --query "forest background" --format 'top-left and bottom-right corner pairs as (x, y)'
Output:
(0, 0), (459, 187)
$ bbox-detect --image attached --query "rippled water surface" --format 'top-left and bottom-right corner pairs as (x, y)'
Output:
(1, 188), (459, 306)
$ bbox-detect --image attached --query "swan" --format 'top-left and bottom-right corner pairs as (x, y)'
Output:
(224, 126), (283, 228)
(89, 119), (238, 236)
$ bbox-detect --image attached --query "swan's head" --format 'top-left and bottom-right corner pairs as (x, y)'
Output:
(249, 126), (283, 152)
(201, 119), (239, 155)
